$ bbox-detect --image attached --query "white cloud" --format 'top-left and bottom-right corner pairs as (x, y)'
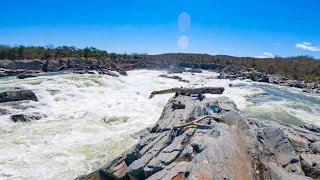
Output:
(254, 56), (268, 58)
(296, 42), (320, 51)
(263, 52), (273, 57)
(253, 52), (274, 58)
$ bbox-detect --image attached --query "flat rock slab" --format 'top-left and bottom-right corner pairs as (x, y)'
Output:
(242, 116), (320, 179)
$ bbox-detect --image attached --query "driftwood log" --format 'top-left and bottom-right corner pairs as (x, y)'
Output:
(149, 87), (225, 99)
(173, 115), (223, 130)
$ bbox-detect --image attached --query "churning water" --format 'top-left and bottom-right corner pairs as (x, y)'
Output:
(0, 70), (319, 179)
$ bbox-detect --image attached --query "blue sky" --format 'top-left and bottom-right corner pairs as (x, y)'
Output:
(1, 0), (320, 58)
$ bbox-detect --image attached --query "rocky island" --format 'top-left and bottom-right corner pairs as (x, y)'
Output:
(76, 88), (320, 180)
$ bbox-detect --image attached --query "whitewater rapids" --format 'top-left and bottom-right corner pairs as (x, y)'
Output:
(0, 70), (319, 179)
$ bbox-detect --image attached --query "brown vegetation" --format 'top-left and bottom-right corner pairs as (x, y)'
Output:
(1, 45), (319, 81)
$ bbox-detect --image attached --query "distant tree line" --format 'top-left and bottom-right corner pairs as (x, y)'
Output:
(0, 45), (147, 60)
(212, 55), (320, 81)
(1, 44), (319, 81)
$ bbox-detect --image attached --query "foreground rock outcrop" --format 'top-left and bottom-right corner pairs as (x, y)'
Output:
(76, 90), (320, 180)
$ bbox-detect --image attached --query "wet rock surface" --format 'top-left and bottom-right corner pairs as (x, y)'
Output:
(158, 74), (189, 83)
(11, 114), (30, 122)
(10, 113), (47, 123)
(0, 90), (38, 103)
(16, 74), (38, 79)
(77, 94), (320, 180)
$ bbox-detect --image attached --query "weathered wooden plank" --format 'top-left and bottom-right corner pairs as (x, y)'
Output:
(149, 87), (225, 99)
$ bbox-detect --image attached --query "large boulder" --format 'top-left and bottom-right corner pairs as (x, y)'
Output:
(0, 90), (38, 103)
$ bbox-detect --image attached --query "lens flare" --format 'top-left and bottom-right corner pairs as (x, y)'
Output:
(177, 12), (191, 32)
(178, 36), (189, 50)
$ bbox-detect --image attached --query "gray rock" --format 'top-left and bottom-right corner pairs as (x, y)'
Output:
(216, 96), (238, 112)
(260, 162), (311, 180)
(0, 60), (16, 69)
(300, 124), (320, 133)
(16, 74), (38, 79)
(300, 153), (320, 179)
(0, 108), (9, 115)
(295, 84), (304, 89)
(44, 60), (60, 72)
(186, 68), (202, 73)
(222, 110), (241, 126)
(15, 60), (43, 70)
(119, 70), (128, 76)
(258, 127), (302, 174)
(158, 74), (189, 83)
(259, 76), (270, 83)
(144, 133), (186, 178)
(75, 171), (99, 180)
(310, 141), (320, 154)
(298, 132), (320, 143)
(152, 96), (200, 132)
(286, 133), (309, 152)
(100, 148), (135, 179)
(10, 113), (47, 123)
(103, 70), (119, 77)
(186, 123), (235, 180)
(73, 70), (88, 74)
(11, 114), (30, 122)
(127, 132), (169, 179)
(167, 69), (183, 74)
(0, 90), (38, 103)
(146, 161), (189, 180)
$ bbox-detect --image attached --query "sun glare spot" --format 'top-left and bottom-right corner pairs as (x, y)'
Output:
(178, 36), (189, 49)
(178, 12), (191, 32)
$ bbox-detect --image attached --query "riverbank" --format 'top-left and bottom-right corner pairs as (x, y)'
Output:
(1, 58), (319, 95)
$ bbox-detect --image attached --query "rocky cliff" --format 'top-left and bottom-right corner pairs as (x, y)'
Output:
(76, 94), (320, 180)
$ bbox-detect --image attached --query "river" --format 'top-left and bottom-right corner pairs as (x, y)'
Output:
(0, 70), (319, 179)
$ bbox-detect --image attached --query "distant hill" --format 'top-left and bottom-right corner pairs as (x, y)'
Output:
(0, 45), (319, 81)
